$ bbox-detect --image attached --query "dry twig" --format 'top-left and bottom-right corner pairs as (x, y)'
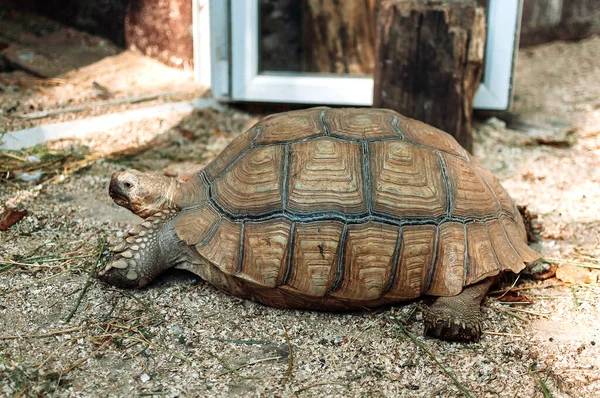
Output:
(281, 325), (294, 385)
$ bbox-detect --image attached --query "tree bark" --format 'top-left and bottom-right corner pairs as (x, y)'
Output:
(302, 0), (377, 75)
(373, 0), (486, 153)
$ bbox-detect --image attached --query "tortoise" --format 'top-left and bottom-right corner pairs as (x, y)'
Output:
(98, 107), (539, 342)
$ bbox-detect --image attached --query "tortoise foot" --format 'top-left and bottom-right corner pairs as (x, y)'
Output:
(423, 306), (482, 343)
(422, 278), (494, 343)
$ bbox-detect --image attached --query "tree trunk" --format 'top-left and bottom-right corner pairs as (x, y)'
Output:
(373, 0), (486, 153)
(302, 0), (377, 75)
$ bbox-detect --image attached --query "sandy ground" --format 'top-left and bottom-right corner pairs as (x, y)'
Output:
(1, 25), (600, 398)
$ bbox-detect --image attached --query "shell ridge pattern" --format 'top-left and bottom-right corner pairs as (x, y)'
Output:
(382, 226), (403, 295)
(424, 226), (441, 293)
(473, 165), (505, 216)
(389, 115), (467, 159)
(390, 115), (406, 139)
(282, 144), (291, 211)
(197, 214), (222, 247)
(206, 127), (262, 184)
(202, 186), (515, 226)
(320, 108), (330, 136)
(252, 131), (470, 148)
(496, 213), (526, 262)
(436, 151), (453, 216)
(462, 223), (469, 285)
(207, 145), (254, 184)
(484, 220), (505, 272)
(281, 221), (296, 285)
(235, 222), (245, 274)
(328, 224), (348, 294)
(361, 142), (373, 215)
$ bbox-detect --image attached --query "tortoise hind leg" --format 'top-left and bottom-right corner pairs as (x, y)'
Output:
(423, 277), (495, 343)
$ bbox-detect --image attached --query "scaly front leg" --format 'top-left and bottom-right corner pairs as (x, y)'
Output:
(98, 209), (183, 288)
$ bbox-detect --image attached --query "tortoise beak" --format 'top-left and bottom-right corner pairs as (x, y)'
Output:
(109, 173), (130, 206)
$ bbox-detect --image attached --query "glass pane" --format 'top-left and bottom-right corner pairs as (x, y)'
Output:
(259, 0), (377, 76)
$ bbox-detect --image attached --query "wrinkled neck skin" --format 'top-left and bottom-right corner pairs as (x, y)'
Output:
(144, 176), (180, 217)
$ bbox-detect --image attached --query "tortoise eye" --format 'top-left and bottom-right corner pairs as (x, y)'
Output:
(124, 182), (132, 189)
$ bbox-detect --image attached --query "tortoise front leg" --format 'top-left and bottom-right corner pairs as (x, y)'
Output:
(98, 209), (185, 288)
(423, 277), (495, 343)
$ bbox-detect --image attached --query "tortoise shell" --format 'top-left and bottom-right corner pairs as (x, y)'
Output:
(171, 107), (538, 309)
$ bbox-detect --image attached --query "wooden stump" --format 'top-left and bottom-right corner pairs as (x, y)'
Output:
(302, 0), (377, 75)
(373, 0), (486, 153)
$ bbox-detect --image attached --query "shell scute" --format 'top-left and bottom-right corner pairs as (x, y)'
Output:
(174, 204), (220, 246)
(203, 130), (257, 181)
(426, 222), (466, 296)
(370, 140), (447, 218)
(329, 222), (399, 301)
(323, 108), (399, 140)
(213, 145), (284, 216)
(465, 221), (501, 284)
(287, 137), (366, 215)
(283, 220), (344, 297)
(195, 218), (242, 275)
(395, 114), (469, 157)
(384, 224), (437, 300)
(443, 153), (500, 217)
(237, 219), (292, 288)
(253, 107), (326, 145)
(486, 219), (524, 274)
(174, 173), (208, 209)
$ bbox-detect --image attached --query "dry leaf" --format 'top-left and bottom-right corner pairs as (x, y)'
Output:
(0, 208), (28, 231)
(555, 264), (598, 284)
(179, 128), (196, 141)
(493, 291), (533, 304)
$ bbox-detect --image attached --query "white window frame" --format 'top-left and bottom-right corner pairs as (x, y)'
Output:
(207, 0), (522, 110)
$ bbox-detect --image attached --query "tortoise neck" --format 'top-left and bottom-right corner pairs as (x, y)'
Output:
(151, 177), (181, 214)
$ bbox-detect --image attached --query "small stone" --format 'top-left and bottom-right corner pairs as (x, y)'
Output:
(171, 326), (183, 336)
(140, 373), (150, 383)
(16, 171), (43, 183)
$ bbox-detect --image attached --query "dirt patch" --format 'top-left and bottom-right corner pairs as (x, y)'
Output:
(1, 28), (600, 398)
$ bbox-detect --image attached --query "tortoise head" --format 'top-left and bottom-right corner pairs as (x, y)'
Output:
(109, 170), (180, 218)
